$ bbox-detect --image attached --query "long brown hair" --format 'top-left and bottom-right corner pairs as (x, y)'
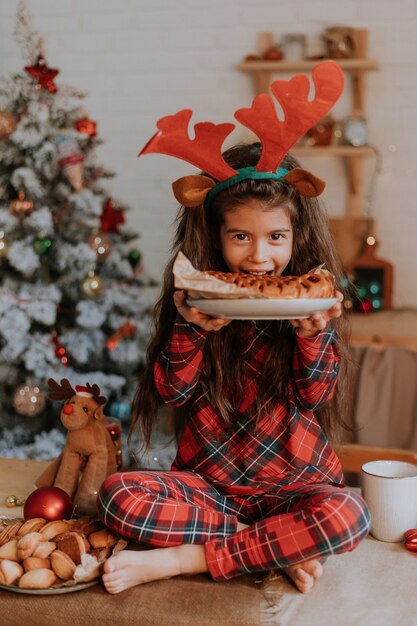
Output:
(130, 143), (352, 450)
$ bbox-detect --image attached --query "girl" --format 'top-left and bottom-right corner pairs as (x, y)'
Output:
(97, 142), (370, 595)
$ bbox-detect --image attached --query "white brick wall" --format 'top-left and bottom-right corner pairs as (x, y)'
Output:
(1, 0), (417, 307)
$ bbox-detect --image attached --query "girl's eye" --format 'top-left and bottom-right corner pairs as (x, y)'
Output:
(83, 407), (89, 413)
(234, 233), (248, 241)
(271, 233), (284, 241)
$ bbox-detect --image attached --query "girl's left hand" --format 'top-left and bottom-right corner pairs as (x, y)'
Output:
(289, 290), (344, 338)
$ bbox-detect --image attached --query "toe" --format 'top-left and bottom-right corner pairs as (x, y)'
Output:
(311, 561), (323, 579)
(294, 568), (314, 593)
(103, 558), (115, 574)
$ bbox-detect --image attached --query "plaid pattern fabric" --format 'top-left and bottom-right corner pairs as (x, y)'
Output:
(96, 318), (371, 581)
(154, 317), (343, 495)
(97, 470), (370, 580)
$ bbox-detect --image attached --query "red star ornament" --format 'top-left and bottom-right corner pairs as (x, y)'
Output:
(25, 56), (59, 93)
(75, 117), (97, 137)
(100, 198), (125, 233)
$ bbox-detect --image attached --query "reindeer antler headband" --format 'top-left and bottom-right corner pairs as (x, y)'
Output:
(138, 61), (344, 207)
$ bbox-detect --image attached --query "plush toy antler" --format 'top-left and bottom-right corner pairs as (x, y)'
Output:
(85, 383), (106, 406)
(47, 378), (75, 401)
(139, 60), (344, 206)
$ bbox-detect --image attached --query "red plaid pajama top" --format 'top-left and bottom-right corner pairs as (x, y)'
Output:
(154, 317), (344, 495)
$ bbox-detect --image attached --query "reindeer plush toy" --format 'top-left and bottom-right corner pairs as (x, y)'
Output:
(36, 378), (117, 515)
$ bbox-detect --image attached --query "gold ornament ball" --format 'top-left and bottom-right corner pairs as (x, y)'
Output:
(87, 232), (112, 261)
(0, 111), (18, 139)
(82, 273), (104, 297)
(12, 384), (46, 417)
(5, 494), (25, 508)
(0, 233), (9, 257)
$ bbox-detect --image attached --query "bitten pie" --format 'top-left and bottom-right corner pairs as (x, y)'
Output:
(173, 251), (336, 300)
(203, 268), (335, 299)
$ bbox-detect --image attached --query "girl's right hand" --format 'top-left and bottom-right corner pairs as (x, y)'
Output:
(174, 290), (232, 332)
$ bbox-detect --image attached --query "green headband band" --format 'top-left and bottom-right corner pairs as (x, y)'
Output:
(205, 166), (289, 208)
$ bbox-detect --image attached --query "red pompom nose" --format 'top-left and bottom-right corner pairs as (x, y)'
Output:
(63, 404), (73, 415)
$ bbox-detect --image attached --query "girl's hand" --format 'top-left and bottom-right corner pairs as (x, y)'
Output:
(289, 290), (344, 338)
(174, 290), (232, 332)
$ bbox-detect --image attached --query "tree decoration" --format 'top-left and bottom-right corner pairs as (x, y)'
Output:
(87, 232), (112, 261)
(23, 486), (73, 521)
(24, 55), (59, 93)
(128, 248), (142, 269)
(12, 383), (46, 417)
(9, 190), (34, 217)
(52, 331), (70, 366)
(0, 111), (18, 139)
(107, 400), (130, 421)
(100, 197), (125, 233)
(106, 320), (136, 350)
(75, 116), (97, 137)
(82, 271), (104, 298)
(56, 134), (84, 192)
(0, 231), (9, 257)
(4, 494), (26, 508)
(33, 235), (53, 256)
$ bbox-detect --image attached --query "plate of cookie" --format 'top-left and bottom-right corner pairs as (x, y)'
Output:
(187, 297), (338, 320)
(0, 579), (99, 595)
(0, 516), (128, 594)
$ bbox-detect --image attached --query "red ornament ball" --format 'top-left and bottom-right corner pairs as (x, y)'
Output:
(23, 486), (74, 521)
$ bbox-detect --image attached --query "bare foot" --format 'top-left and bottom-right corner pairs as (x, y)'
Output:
(283, 558), (324, 593)
(102, 549), (178, 594)
(102, 544), (208, 594)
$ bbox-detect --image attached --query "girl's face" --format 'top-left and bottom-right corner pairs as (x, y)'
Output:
(219, 199), (293, 276)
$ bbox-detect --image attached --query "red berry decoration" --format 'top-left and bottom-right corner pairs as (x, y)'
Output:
(23, 486), (74, 521)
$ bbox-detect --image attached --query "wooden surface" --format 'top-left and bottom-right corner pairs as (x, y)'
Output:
(349, 309), (417, 348)
(0, 458), (48, 517)
(335, 443), (417, 474)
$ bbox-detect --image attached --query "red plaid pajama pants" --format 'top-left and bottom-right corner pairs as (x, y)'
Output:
(97, 470), (370, 580)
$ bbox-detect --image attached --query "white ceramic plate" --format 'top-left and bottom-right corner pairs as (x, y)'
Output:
(187, 297), (338, 320)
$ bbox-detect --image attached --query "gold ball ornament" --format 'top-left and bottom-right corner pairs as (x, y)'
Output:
(12, 383), (46, 417)
(0, 110), (18, 139)
(5, 494), (25, 508)
(0, 231), (9, 257)
(10, 191), (34, 217)
(87, 232), (112, 261)
(82, 271), (104, 297)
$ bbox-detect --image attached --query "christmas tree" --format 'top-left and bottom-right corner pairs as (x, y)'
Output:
(0, 4), (153, 461)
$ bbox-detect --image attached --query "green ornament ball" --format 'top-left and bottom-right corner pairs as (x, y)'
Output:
(128, 249), (142, 268)
(33, 237), (53, 256)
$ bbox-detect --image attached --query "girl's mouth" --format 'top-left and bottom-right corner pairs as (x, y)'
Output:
(241, 269), (274, 276)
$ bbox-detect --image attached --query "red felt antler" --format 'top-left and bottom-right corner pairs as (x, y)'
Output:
(234, 60), (344, 172)
(139, 109), (237, 181)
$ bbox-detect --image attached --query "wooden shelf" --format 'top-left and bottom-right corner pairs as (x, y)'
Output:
(237, 59), (379, 73)
(292, 145), (376, 157)
(237, 29), (381, 268)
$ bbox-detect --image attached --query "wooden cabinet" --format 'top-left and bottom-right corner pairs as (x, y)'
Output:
(237, 31), (380, 269)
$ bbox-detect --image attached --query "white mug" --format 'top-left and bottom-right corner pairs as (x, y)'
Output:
(361, 460), (417, 542)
